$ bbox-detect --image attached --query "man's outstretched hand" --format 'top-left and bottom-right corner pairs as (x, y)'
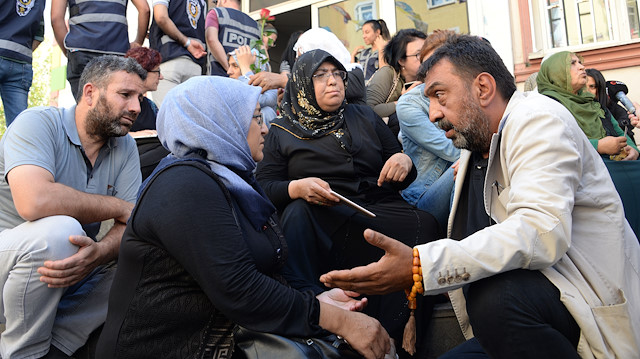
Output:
(320, 229), (414, 295)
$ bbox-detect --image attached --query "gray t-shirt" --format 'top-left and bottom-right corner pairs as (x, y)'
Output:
(0, 105), (141, 237)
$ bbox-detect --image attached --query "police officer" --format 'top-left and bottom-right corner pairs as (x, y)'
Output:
(51, 0), (150, 100)
(205, 0), (259, 77)
(0, 0), (45, 127)
(149, 0), (207, 106)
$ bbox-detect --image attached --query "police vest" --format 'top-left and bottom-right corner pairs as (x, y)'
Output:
(209, 7), (259, 76)
(0, 0), (45, 63)
(64, 0), (130, 55)
(357, 48), (379, 81)
(149, 0), (207, 65)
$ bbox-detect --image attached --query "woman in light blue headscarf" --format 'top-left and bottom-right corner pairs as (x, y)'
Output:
(96, 76), (390, 359)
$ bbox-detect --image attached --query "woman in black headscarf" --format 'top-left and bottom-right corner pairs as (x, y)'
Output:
(256, 49), (440, 356)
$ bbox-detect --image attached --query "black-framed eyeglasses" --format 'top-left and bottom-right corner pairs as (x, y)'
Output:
(252, 113), (264, 127)
(311, 70), (348, 82)
(149, 69), (161, 75)
(404, 52), (421, 61)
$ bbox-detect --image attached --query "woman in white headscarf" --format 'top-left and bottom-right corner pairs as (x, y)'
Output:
(96, 76), (390, 359)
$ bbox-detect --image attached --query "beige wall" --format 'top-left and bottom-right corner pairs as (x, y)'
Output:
(317, 0), (381, 52)
(395, 0), (468, 35)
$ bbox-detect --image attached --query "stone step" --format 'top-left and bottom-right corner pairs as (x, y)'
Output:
(424, 301), (466, 359)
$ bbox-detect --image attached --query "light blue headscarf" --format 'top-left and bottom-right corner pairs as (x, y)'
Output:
(157, 76), (275, 230)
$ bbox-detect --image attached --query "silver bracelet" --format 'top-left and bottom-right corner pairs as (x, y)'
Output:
(183, 38), (191, 48)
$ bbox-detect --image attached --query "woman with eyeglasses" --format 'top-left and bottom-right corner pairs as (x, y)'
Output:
(124, 47), (170, 180)
(256, 49), (441, 357)
(96, 76), (391, 359)
(366, 29), (427, 138)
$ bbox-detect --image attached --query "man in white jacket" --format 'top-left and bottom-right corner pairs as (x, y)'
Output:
(320, 35), (640, 358)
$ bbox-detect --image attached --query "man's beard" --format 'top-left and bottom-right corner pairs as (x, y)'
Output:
(438, 98), (492, 153)
(85, 95), (137, 140)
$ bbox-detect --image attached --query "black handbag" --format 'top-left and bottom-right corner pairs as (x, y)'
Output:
(233, 326), (362, 359)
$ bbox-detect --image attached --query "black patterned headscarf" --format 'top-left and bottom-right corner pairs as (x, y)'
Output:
(280, 50), (349, 138)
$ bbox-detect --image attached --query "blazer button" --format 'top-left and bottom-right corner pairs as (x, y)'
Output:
(461, 268), (470, 281)
(437, 272), (446, 285)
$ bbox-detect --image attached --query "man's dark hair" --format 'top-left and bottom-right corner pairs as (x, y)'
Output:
(76, 55), (147, 101)
(423, 35), (516, 100)
(383, 28), (427, 73)
(416, 30), (461, 82)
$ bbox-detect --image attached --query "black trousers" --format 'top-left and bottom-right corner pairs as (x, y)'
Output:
(439, 269), (581, 359)
(66, 51), (105, 100)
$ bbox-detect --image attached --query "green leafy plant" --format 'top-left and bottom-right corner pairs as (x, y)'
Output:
(249, 8), (276, 73)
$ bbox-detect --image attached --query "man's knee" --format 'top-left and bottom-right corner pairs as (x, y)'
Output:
(12, 216), (85, 260)
(466, 270), (548, 337)
(465, 270), (524, 337)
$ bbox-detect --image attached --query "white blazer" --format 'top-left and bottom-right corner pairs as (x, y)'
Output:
(416, 91), (640, 358)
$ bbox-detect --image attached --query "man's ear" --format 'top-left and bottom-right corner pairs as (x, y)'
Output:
(475, 72), (497, 107)
(82, 83), (96, 106)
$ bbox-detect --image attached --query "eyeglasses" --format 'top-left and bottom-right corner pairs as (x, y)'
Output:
(149, 69), (161, 75)
(312, 70), (348, 82)
(252, 113), (264, 127)
(404, 52), (421, 61)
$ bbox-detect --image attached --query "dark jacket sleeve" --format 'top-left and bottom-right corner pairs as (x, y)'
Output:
(346, 67), (367, 106)
(256, 128), (295, 211)
(138, 165), (323, 337)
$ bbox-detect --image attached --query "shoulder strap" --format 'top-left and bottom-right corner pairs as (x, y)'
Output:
(384, 67), (401, 103)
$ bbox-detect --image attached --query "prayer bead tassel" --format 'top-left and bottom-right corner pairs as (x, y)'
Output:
(403, 247), (422, 355)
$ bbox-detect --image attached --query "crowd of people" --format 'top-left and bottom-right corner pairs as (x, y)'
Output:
(1, 1), (640, 359)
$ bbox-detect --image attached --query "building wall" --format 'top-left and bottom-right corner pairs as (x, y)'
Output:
(506, 0), (640, 103)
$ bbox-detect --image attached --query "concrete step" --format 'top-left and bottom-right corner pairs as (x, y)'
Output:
(424, 301), (466, 359)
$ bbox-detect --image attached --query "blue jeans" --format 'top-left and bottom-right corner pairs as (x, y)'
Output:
(0, 57), (32, 127)
(438, 269), (581, 359)
(415, 166), (455, 233)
